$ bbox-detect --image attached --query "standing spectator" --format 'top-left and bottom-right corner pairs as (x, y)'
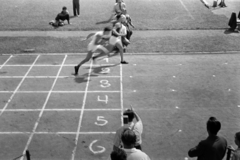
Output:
(231, 132), (240, 160)
(73, 0), (80, 16)
(111, 149), (127, 160)
(121, 129), (151, 160)
(188, 117), (227, 160)
(113, 108), (143, 151)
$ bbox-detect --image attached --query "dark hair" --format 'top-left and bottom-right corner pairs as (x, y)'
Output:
(235, 132), (240, 142)
(121, 129), (136, 146)
(116, 14), (123, 20)
(103, 26), (112, 32)
(207, 117), (221, 135)
(62, 6), (67, 10)
(123, 109), (134, 122)
(110, 149), (127, 160)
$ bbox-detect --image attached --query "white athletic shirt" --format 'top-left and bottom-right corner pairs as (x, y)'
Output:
(113, 2), (126, 14)
(89, 31), (103, 46)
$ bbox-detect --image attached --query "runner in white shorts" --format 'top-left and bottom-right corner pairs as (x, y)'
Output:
(92, 22), (128, 64)
(74, 27), (112, 75)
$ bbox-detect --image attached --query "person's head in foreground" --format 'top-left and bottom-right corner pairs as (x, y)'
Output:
(123, 109), (134, 123)
(102, 26), (112, 39)
(111, 149), (127, 160)
(206, 117), (221, 136)
(121, 128), (136, 149)
(235, 132), (240, 147)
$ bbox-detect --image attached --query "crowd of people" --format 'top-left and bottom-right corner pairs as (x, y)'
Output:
(111, 115), (240, 160)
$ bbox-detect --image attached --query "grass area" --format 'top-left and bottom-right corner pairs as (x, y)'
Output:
(0, 0), (228, 31)
(1, 31), (240, 53)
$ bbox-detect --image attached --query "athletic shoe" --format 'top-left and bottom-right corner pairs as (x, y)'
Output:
(121, 61), (128, 64)
(74, 66), (79, 75)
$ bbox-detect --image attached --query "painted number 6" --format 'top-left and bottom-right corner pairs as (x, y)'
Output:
(100, 80), (111, 88)
(89, 140), (106, 154)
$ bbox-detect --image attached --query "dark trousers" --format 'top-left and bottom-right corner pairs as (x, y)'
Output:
(73, 0), (80, 16)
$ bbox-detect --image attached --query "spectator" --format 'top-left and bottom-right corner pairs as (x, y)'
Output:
(121, 129), (150, 160)
(49, 6), (71, 27)
(231, 132), (240, 160)
(111, 149), (127, 160)
(188, 117), (227, 160)
(73, 0), (80, 16)
(113, 107), (143, 151)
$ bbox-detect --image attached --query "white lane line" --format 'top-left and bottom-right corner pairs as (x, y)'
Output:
(3, 64), (116, 67)
(0, 55), (13, 69)
(71, 60), (93, 160)
(0, 75), (120, 78)
(0, 90), (120, 93)
(0, 55), (40, 117)
(0, 132), (116, 135)
(178, 0), (194, 20)
(120, 63), (123, 126)
(1, 108), (122, 112)
(20, 55), (68, 160)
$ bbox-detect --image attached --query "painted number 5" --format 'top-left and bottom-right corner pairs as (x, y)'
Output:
(95, 116), (108, 126)
(89, 140), (106, 154)
(100, 80), (111, 88)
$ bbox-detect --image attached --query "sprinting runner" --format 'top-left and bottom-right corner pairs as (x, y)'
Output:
(92, 21), (128, 64)
(74, 27), (112, 75)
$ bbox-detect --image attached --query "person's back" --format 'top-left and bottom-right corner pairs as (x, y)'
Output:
(124, 148), (150, 160)
(188, 117), (227, 160)
(189, 135), (227, 160)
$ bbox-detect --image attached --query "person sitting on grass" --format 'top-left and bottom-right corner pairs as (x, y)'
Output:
(188, 116), (227, 160)
(113, 107), (143, 151)
(121, 129), (151, 160)
(49, 6), (71, 27)
(111, 149), (127, 160)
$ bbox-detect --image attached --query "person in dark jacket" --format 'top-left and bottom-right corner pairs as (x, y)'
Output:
(73, 0), (80, 16)
(188, 117), (227, 160)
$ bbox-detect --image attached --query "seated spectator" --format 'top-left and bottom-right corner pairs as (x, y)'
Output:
(113, 107), (143, 151)
(188, 117), (227, 160)
(121, 129), (150, 160)
(49, 6), (71, 27)
(231, 131), (240, 160)
(111, 149), (127, 160)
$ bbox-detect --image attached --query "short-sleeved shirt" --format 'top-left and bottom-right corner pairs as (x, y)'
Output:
(123, 148), (151, 160)
(232, 148), (240, 160)
(113, 2), (126, 14)
(188, 135), (227, 160)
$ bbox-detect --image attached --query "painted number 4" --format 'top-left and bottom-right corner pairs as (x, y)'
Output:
(100, 80), (111, 88)
(97, 95), (108, 104)
(95, 116), (108, 126)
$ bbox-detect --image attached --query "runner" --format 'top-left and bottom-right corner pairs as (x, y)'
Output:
(73, 27), (112, 75)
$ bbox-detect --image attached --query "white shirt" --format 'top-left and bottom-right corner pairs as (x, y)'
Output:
(90, 31), (103, 45)
(123, 148), (151, 160)
(113, 2), (126, 14)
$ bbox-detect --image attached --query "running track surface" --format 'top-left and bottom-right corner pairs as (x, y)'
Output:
(0, 53), (239, 160)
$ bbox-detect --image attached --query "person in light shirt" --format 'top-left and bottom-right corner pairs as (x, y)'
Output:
(121, 129), (150, 160)
(113, 107), (143, 151)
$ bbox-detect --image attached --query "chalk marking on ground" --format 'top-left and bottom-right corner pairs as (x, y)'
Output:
(0, 132), (116, 135)
(89, 140), (106, 154)
(3, 64), (116, 67)
(71, 60), (93, 160)
(0, 90), (120, 93)
(120, 63), (123, 126)
(0, 55), (13, 69)
(0, 55), (40, 117)
(1, 108), (121, 112)
(0, 76), (120, 78)
(20, 55), (68, 160)
(178, 0), (195, 20)
(95, 116), (108, 126)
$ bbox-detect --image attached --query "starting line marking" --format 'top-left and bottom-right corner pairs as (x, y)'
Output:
(0, 132), (116, 135)
(0, 108), (122, 112)
(0, 91), (120, 93)
(0, 76), (120, 79)
(0, 55), (13, 69)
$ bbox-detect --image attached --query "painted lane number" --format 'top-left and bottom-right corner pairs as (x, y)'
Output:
(100, 80), (111, 88)
(95, 116), (108, 126)
(89, 140), (106, 154)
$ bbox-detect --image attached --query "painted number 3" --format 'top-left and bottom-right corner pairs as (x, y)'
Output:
(100, 80), (111, 88)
